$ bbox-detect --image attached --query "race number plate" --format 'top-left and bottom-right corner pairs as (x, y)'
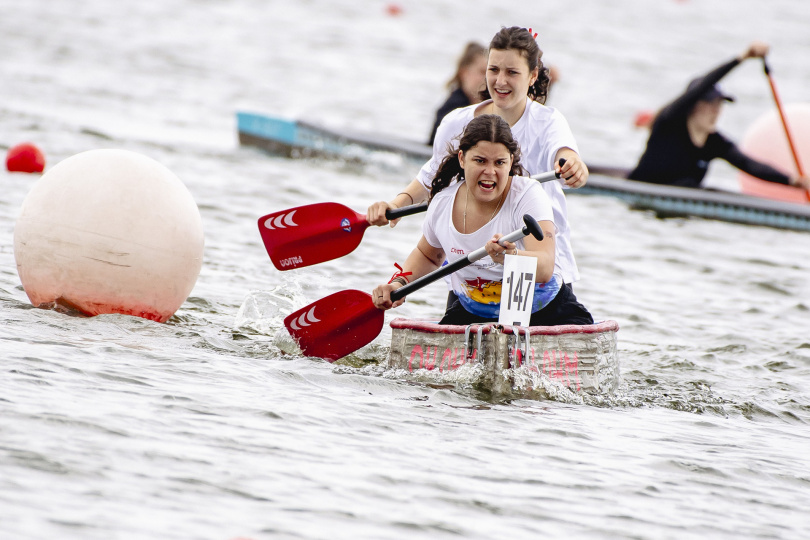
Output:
(499, 254), (536, 327)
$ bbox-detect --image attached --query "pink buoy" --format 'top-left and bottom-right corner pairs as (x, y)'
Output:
(738, 103), (810, 203)
(13, 149), (205, 322)
(6, 142), (46, 173)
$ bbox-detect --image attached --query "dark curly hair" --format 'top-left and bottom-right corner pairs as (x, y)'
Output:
(429, 114), (525, 200)
(480, 26), (550, 104)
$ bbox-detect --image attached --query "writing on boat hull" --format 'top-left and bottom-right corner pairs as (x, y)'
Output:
(406, 344), (581, 391)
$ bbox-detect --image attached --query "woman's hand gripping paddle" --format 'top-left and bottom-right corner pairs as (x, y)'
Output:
(258, 166), (562, 271)
(283, 214), (544, 362)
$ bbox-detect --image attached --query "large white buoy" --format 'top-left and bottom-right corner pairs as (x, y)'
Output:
(13, 149), (205, 322)
(738, 103), (810, 203)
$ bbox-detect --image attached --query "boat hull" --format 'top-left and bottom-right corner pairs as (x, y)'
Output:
(237, 112), (431, 163)
(387, 318), (620, 398)
(580, 175), (810, 232)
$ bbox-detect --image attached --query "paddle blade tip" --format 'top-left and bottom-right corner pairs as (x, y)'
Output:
(284, 290), (384, 362)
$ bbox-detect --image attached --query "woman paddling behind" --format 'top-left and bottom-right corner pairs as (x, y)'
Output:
(629, 41), (810, 190)
(369, 26), (588, 293)
(373, 114), (593, 326)
(428, 41), (561, 146)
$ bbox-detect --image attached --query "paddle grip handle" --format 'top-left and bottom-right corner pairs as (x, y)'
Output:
(385, 202), (428, 220)
(390, 214), (542, 302)
(557, 157), (566, 177)
(530, 158), (566, 183)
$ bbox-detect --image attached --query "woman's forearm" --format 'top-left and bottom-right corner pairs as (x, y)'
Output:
(399, 242), (443, 282)
(391, 179), (429, 208)
(512, 248), (555, 284)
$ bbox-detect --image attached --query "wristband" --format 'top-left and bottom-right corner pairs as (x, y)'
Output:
(388, 262), (412, 284)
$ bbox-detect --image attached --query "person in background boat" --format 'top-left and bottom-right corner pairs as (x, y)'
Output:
(428, 42), (487, 146)
(373, 114), (593, 326)
(369, 26), (587, 297)
(629, 41), (810, 190)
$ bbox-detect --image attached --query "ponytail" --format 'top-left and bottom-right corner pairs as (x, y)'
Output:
(429, 148), (464, 200)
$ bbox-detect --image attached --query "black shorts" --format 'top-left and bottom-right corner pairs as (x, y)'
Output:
(441, 283), (594, 326)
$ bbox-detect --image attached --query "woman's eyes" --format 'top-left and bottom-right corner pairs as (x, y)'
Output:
(488, 68), (520, 76)
(473, 158), (507, 166)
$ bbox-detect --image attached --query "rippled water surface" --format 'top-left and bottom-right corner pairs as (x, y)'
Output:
(2, 1), (810, 538)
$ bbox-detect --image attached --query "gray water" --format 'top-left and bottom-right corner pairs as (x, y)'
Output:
(2, 1), (810, 538)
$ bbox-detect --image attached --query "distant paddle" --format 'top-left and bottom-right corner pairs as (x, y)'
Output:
(258, 165), (562, 271)
(762, 58), (810, 201)
(284, 214), (544, 361)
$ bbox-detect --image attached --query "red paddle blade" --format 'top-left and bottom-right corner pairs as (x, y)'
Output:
(284, 290), (384, 362)
(258, 202), (370, 270)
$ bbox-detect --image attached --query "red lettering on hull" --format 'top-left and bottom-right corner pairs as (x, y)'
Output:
(407, 345), (477, 372)
(407, 342), (581, 390)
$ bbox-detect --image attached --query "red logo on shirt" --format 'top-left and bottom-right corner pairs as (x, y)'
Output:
(464, 277), (490, 292)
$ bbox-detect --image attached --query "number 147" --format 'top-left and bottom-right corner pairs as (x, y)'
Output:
(505, 271), (534, 311)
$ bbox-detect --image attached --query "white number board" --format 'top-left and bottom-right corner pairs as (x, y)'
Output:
(499, 254), (536, 327)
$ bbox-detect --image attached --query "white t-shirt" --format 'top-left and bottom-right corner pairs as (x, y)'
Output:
(423, 176), (561, 319)
(417, 98), (580, 284)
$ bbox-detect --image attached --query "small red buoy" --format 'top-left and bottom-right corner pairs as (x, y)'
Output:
(6, 143), (46, 173)
(633, 110), (654, 129)
(385, 3), (403, 16)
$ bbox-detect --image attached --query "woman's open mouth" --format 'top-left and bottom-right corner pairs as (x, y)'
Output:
(478, 180), (496, 192)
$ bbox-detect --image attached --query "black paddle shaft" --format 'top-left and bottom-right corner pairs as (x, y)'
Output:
(390, 214), (544, 302)
(384, 202), (428, 220)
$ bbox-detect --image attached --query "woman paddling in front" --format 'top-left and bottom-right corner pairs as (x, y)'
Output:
(629, 41), (810, 190)
(368, 26), (588, 304)
(372, 114), (593, 326)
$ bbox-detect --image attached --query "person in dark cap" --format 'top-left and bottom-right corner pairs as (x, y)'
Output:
(629, 41), (809, 190)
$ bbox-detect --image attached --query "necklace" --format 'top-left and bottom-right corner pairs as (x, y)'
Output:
(463, 183), (505, 234)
